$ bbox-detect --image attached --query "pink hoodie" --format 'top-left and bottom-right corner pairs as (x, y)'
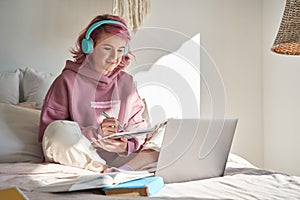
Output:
(38, 60), (147, 161)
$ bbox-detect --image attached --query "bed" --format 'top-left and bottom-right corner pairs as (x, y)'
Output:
(1, 68), (300, 199)
(1, 155), (300, 199)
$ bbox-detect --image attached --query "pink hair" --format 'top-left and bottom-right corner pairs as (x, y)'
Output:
(70, 14), (131, 67)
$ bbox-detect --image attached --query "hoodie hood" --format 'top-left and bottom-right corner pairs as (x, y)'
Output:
(63, 60), (124, 87)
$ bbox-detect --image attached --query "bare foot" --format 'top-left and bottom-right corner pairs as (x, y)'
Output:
(103, 165), (133, 173)
(86, 161), (107, 173)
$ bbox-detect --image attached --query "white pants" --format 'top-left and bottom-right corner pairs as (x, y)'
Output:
(43, 120), (106, 172)
(42, 120), (165, 171)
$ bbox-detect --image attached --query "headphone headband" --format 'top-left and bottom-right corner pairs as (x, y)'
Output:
(81, 19), (129, 54)
(85, 20), (128, 40)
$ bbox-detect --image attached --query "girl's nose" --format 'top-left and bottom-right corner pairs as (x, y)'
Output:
(109, 50), (118, 59)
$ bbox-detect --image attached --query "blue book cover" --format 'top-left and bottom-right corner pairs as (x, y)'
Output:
(102, 176), (164, 196)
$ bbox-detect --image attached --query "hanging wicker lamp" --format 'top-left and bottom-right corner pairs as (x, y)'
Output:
(271, 0), (300, 55)
(112, 0), (151, 33)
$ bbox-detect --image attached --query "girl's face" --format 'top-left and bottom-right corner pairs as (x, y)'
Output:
(91, 33), (127, 75)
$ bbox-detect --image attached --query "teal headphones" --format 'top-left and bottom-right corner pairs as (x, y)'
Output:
(81, 20), (129, 55)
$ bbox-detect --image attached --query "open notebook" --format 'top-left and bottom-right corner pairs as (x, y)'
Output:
(35, 170), (153, 192)
(101, 120), (167, 139)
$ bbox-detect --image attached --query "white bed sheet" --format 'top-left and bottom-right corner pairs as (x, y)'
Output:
(0, 154), (300, 200)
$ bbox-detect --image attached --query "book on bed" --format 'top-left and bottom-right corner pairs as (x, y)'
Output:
(102, 176), (165, 197)
(0, 187), (29, 200)
(35, 170), (153, 193)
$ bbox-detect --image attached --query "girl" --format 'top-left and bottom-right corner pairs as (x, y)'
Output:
(39, 14), (149, 172)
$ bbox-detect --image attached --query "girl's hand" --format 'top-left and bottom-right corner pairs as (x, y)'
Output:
(92, 136), (128, 153)
(101, 117), (119, 136)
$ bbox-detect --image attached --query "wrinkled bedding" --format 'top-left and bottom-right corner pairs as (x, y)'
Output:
(1, 154), (300, 199)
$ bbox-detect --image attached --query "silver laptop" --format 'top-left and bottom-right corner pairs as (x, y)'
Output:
(155, 118), (238, 183)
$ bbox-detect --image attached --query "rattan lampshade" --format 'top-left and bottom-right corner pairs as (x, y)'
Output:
(271, 0), (300, 55)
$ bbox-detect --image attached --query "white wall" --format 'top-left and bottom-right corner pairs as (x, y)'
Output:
(143, 0), (263, 167)
(0, 0), (113, 74)
(263, 0), (300, 176)
(0, 0), (264, 167)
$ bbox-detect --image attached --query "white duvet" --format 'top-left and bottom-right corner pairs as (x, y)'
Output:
(1, 154), (300, 200)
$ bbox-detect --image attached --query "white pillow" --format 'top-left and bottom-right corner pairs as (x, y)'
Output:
(0, 70), (20, 104)
(22, 67), (55, 109)
(0, 103), (42, 163)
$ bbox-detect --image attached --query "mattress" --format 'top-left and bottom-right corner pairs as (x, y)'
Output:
(1, 154), (299, 199)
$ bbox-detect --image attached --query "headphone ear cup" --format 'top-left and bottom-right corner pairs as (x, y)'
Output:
(82, 38), (93, 54)
(124, 44), (129, 55)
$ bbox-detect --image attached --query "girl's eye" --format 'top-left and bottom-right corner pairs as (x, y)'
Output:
(104, 47), (112, 51)
(117, 49), (124, 53)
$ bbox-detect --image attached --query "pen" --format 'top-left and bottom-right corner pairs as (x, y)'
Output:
(100, 111), (125, 131)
